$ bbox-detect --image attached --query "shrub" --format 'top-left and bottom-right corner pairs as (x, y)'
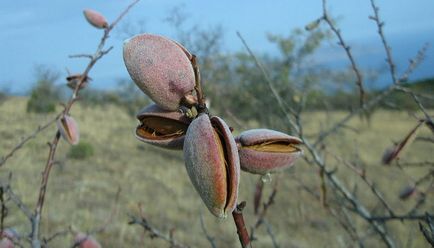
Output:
(67, 141), (94, 160)
(27, 66), (62, 113)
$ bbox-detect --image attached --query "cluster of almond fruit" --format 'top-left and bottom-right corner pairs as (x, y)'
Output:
(123, 34), (303, 218)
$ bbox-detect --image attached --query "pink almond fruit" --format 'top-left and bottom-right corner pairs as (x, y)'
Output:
(183, 114), (240, 218)
(57, 115), (80, 145)
(123, 34), (196, 111)
(236, 129), (303, 175)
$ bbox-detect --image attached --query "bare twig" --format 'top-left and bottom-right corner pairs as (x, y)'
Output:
(263, 220), (279, 248)
(68, 54), (93, 59)
(128, 214), (188, 248)
(199, 213), (216, 248)
(368, 214), (431, 222)
(0, 115), (59, 168)
(250, 180), (278, 241)
(327, 150), (396, 216)
(2, 182), (32, 220)
(232, 201), (251, 248)
(322, 0), (365, 106)
(314, 42), (429, 147)
(397, 161), (434, 168)
(369, 0), (397, 85)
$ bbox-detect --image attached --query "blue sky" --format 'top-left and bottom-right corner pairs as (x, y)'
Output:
(1, 0), (434, 94)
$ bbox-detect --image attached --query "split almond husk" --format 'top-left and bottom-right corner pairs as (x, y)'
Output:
(183, 114), (240, 218)
(135, 104), (191, 150)
(57, 115), (79, 145)
(236, 129), (303, 175)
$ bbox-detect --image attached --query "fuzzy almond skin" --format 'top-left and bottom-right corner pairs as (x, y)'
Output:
(123, 34), (195, 111)
(237, 129), (302, 175)
(183, 114), (239, 218)
(57, 115), (79, 145)
(83, 9), (108, 29)
(238, 148), (302, 175)
(74, 233), (102, 248)
(135, 104), (191, 149)
(0, 229), (16, 248)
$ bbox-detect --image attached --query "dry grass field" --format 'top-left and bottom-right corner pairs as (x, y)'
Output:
(0, 97), (432, 247)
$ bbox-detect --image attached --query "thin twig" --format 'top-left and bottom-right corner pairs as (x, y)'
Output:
(369, 0), (397, 85)
(368, 214), (430, 222)
(128, 215), (188, 248)
(263, 220), (279, 248)
(322, 0), (365, 106)
(236, 31), (299, 132)
(3, 183), (32, 220)
(314, 42), (429, 146)
(397, 161), (434, 168)
(199, 213), (216, 248)
(0, 115), (59, 168)
(327, 149), (396, 217)
(250, 180), (278, 241)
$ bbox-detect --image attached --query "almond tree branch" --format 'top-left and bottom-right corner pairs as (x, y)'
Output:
(250, 179), (278, 241)
(236, 31), (299, 132)
(236, 31), (396, 247)
(29, 2), (140, 247)
(232, 201), (251, 248)
(327, 149), (396, 217)
(314, 43), (429, 146)
(369, 0), (397, 85)
(0, 115), (59, 168)
(322, 0), (365, 107)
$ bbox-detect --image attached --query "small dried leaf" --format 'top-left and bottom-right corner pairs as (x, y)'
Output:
(83, 9), (108, 29)
(398, 185), (416, 200)
(381, 121), (424, 165)
(57, 115), (79, 145)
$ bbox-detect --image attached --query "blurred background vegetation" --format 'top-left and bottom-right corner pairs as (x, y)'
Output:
(1, 3), (433, 248)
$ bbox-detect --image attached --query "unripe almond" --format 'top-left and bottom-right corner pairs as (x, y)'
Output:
(236, 129), (303, 175)
(183, 114), (240, 218)
(74, 233), (101, 248)
(123, 34), (196, 111)
(135, 104), (191, 149)
(83, 9), (108, 29)
(57, 115), (79, 145)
